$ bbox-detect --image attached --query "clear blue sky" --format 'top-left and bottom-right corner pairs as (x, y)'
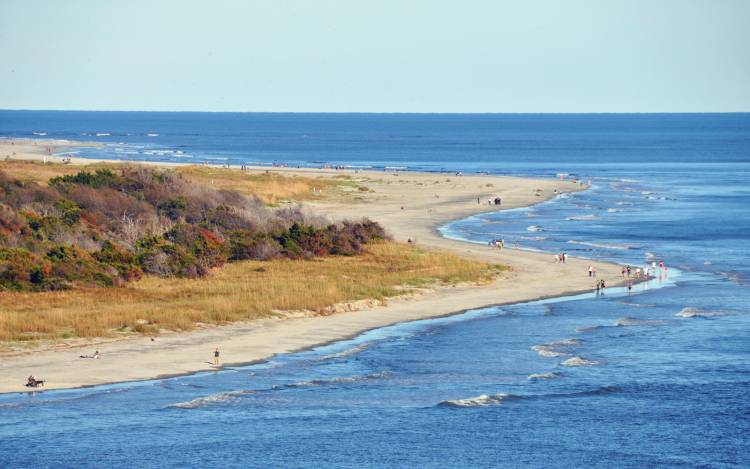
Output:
(1, 0), (748, 112)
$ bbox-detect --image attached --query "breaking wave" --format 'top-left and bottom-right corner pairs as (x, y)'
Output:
(438, 393), (520, 408)
(614, 317), (667, 327)
(528, 372), (561, 380)
(565, 214), (600, 221)
(438, 386), (620, 408)
(531, 339), (581, 358)
(277, 371), (391, 389)
(168, 389), (255, 409)
(675, 307), (726, 318)
(561, 356), (600, 367)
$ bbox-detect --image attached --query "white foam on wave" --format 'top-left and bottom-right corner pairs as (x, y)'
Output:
(675, 307), (725, 318)
(168, 389), (255, 409)
(565, 214), (599, 221)
(281, 371), (391, 389)
(438, 393), (519, 408)
(527, 225), (544, 232)
(614, 316), (667, 327)
(531, 339), (581, 358)
(561, 356), (600, 367)
(532, 345), (568, 357)
(527, 372), (561, 380)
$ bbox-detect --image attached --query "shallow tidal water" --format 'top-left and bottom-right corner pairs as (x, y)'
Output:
(0, 113), (748, 468)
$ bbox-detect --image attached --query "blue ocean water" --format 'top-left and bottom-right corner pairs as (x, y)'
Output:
(0, 112), (748, 468)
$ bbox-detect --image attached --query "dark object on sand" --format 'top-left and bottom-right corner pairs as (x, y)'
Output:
(25, 376), (44, 388)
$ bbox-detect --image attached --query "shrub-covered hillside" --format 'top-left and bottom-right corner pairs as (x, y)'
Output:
(0, 167), (386, 291)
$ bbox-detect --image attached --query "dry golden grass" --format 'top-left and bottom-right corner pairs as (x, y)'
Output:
(0, 160), (362, 204)
(0, 243), (506, 343)
(0, 159), (83, 184)
(176, 165), (342, 204)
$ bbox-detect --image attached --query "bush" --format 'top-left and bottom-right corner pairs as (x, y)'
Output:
(54, 199), (82, 226)
(50, 168), (120, 188)
(0, 167), (389, 290)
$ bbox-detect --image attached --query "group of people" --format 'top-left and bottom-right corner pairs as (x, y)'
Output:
(620, 260), (667, 280)
(555, 253), (568, 263)
(488, 239), (504, 249)
(477, 197), (502, 206)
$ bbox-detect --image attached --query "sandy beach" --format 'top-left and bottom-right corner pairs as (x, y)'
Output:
(0, 139), (624, 393)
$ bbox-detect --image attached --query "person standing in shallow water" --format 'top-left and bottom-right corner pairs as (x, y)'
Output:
(213, 347), (220, 367)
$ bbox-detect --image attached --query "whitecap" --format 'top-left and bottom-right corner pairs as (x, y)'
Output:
(280, 371), (391, 389)
(527, 372), (561, 380)
(168, 389), (254, 409)
(531, 339), (581, 358)
(675, 307), (725, 318)
(438, 393), (519, 408)
(561, 356), (600, 367)
(614, 317), (667, 327)
(531, 345), (568, 358)
(527, 225), (544, 232)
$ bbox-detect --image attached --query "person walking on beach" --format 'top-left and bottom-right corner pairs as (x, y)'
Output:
(563, 253), (568, 263)
(213, 346), (220, 367)
(621, 266), (626, 277)
(588, 265), (593, 277)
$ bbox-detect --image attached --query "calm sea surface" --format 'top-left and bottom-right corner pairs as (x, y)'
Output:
(0, 112), (748, 468)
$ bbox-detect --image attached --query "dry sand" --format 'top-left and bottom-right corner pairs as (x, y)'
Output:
(0, 139), (623, 393)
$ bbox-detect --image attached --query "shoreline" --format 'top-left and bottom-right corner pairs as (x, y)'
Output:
(0, 138), (627, 394)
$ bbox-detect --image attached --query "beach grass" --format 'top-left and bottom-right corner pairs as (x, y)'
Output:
(0, 242), (506, 343)
(0, 160), (366, 204)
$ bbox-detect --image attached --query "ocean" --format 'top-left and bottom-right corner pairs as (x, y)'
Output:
(0, 111), (748, 468)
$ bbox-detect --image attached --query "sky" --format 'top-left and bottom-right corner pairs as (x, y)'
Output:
(0, 0), (748, 113)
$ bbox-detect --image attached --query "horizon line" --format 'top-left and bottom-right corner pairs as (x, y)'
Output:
(1, 108), (749, 115)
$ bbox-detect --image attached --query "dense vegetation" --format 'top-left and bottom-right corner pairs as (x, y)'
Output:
(0, 167), (386, 291)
